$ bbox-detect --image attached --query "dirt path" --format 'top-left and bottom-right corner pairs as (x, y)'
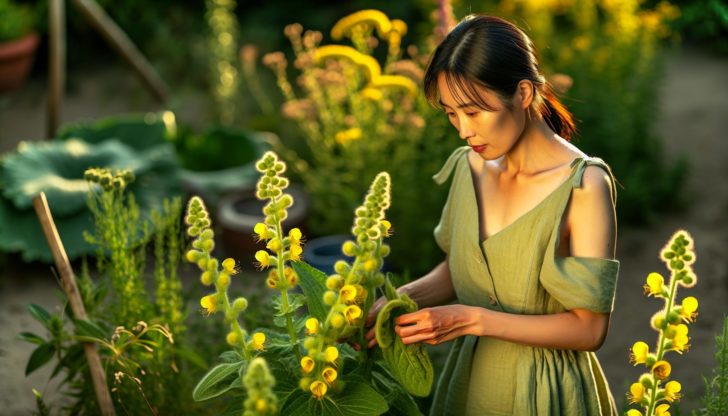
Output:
(0, 46), (726, 414)
(598, 45), (728, 412)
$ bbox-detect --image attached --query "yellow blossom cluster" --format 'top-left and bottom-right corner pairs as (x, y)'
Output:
(184, 196), (265, 359)
(626, 230), (698, 415)
(253, 151), (305, 359)
(299, 172), (392, 399)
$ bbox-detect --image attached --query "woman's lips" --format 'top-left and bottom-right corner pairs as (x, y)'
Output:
(470, 144), (487, 153)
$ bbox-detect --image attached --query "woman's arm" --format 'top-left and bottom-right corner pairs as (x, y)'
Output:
(395, 165), (617, 352)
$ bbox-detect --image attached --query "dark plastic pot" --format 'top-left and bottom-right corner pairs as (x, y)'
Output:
(217, 186), (309, 268)
(303, 235), (353, 276)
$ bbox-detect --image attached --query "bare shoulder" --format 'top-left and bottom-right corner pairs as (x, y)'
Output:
(567, 164), (617, 259)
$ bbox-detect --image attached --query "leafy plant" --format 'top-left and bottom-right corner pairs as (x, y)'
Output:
(694, 315), (728, 415)
(624, 230), (698, 415)
(185, 151), (428, 415)
(0, 0), (36, 42)
(260, 9), (455, 276)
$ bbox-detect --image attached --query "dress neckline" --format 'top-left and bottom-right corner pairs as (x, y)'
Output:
(466, 155), (585, 246)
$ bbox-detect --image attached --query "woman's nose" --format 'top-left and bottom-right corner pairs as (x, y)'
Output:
(458, 117), (473, 140)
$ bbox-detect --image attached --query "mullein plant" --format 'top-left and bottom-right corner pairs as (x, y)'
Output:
(626, 230), (699, 416)
(242, 358), (278, 416)
(251, 151), (305, 361)
(185, 196), (265, 362)
(297, 169), (392, 400)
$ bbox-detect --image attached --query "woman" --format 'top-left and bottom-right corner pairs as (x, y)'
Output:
(364, 14), (620, 416)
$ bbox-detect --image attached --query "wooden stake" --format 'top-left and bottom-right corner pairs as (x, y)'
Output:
(47, 0), (66, 138)
(71, 0), (169, 103)
(32, 193), (116, 416)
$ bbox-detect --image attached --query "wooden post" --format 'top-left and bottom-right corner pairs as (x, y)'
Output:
(32, 193), (116, 416)
(71, 0), (169, 103)
(47, 0), (66, 138)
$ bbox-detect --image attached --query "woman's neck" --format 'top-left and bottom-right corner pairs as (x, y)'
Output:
(499, 118), (568, 176)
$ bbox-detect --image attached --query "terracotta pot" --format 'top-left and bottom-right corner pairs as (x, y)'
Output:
(217, 186), (309, 268)
(0, 32), (39, 93)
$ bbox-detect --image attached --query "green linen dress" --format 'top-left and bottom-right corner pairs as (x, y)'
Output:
(429, 146), (620, 416)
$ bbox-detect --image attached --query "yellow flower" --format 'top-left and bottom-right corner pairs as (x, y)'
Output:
(222, 258), (239, 275)
(289, 228), (302, 244)
(255, 250), (272, 269)
(361, 87), (383, 101)
(200, 294), (217, 315)
(254, 222), (270, 241)
(370, 75), (418, 96)
(654, 403), (671, 416)
(305, 318), (319, 335)
(322, 367), (337, 384)
(324, 346), (339, 362)
(626, 410), (642, 416)
(672, 324), (690, 353)
(266, 238), (282, 252)
(289, 243), (303, 261)
(251, 332), (266, 350)
(652, 360), (671, 380)
(381, 220), (392, 236)
(335, 128), (363, 146)
(679, 296), (698, 323)
(330, 9), (392, 40)
(391, 19), (407, 35)
(628, 382), (646, 404)
(643, 272), (665, 297)
(664, 380), (681, 402)
(310, 380), (327, 399)
(300, 356), (315, 373)
(630, 341), (650, 365)
(340, 285), (357, 302)
(313, 45), (381, 80)
(344, 305), (362, 324)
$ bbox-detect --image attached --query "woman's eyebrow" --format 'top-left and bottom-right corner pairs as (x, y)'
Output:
(437, 99), (478, 109)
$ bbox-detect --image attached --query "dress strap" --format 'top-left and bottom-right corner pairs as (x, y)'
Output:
(570, 157), (618, 206)
(433, 146), (470, 185)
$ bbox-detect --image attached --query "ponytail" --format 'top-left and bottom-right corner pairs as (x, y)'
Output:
(538, 83), (576, 142)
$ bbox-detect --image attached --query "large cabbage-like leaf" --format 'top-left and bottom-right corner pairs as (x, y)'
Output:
(56, 112), (173, 151)
(0, 138), (182, 262)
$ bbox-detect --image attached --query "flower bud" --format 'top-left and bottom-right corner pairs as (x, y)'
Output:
(186, 249), (203, 263)
(323, 291), (337, 305)
(334, 260), (350, 275)
(200, 228), (214, 240)
(200, 271), (215, 286)
(639, 373), (654, 389)
(342, 241), (357, 256)
(226, 331), (240, 346)
(217, 272), (231, 288)
(330, 313), (345, 329)
(233, 297), (249, 312)
(325, 275), (344, 290)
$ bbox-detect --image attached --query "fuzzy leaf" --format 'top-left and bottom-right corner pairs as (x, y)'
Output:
(192, 360), (247, 401)
(372, 366), (422, 416)
(291, 261), (328, 321)
(25, 343), (55, 376)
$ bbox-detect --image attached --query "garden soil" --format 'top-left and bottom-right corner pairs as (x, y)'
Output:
(0, 46), (726, 414)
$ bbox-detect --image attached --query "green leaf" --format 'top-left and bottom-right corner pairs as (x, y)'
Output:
(192, 360), (247, 402)
(25, 343), (55, 376)
(17, 331), (45, 345)
(56, 112), (172, 151)
(280, 389), (314, 416)
(292, 261), (328, 321)
(382, 337), (433, 397)
(372, 368), (422, 416)
(73, 319), (107, 340)
(320, 381), (389, 416)
(27, 304), (52, 330)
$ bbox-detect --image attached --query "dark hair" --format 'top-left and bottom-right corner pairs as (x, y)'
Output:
(424, 14), (576, 141)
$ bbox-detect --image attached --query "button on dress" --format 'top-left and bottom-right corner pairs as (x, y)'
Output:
(429, 146), (620, 416)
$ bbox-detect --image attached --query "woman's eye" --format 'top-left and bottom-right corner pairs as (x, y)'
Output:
(466, 111), (479, 117)
(446, 112), (455, 118)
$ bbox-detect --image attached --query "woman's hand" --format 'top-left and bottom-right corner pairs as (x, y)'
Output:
(394, 305), (482, 346)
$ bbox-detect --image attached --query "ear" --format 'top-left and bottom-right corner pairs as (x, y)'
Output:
(515, 80), (535, 110)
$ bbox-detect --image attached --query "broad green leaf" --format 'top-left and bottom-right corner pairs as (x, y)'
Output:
(56, 112), (172, 151)
(16, 331), (45, 345)
(291, 261), (328, 321)
(25, 343), (55, 376)
(280, 389), (314, 416)
(73, 319), (107, 340)
(382, 337), (433, 397)
(27, 304), (52, 329)
(219, 350), (244, 363)
(192, 360), (246, 402)
(319, 381), (389, 416)
(372, 368), (422, 416)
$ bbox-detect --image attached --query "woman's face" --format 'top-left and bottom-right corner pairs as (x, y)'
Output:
(437, 73), (526, 160)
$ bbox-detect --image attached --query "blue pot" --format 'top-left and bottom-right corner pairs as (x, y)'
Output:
(303, 235), (352, 276)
